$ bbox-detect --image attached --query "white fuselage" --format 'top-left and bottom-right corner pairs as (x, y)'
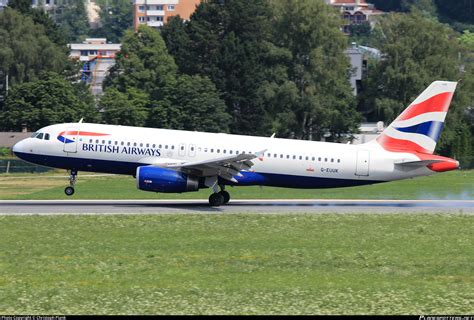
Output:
(12, 122), (435, 190)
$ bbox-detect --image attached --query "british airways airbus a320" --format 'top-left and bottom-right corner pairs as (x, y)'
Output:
(13, 81), (460, 206)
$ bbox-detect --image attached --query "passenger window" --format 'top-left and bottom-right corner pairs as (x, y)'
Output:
(96, 139), (99, 144)
(165, 145), (168, 149)
(299, 156), (302, 160)
(204, 148), (208, 152)
(318, 157), (321, 161)
(115, 141), (118, 145)
(229, 150), (233, 154)
(312, 157), (315, 161)
(217, 149), (220, 153)
(337, 159), (341, 163)
(140, 143), (143, 147)
(236, 151), (239, 154)
(133, 143), (137, 147)
(171, 145), (175, 150)
(102, 140), (105, 144)
(181, 146), (184, 150)
(121, 142), (125, 146)
(211, 149), (214, 153)
(286, 155), (290, 159)
(325, 158), (328, 162)
(267, 153), (271, 157)
(331, 158), (334, 163)
(274, 154), (277, 158)
(223, 150), (226, 154)
(127, 142), (131, 146)
(152, 144), (155, 148)
(191, 147), (195, 151)
(159, 144), (162, 148)
(293, 155), (296, 159)
(89, 139), (93, 143)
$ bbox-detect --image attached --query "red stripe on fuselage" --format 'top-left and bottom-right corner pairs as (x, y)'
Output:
(59, 131), (110, 137)
(397, 92), (453, 121)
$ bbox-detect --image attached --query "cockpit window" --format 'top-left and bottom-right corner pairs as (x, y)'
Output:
(36, 133), (44, 140)
(31, 132), (39, 138)
(44, 133), (50, 140)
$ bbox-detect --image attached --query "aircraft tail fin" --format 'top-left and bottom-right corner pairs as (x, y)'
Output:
(375, 81), (457, 154)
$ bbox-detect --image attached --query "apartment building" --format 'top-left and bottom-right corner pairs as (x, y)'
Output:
(69, 38), (121, 96)
(133, 0), (201, 30)
(326, 0), (383, 34)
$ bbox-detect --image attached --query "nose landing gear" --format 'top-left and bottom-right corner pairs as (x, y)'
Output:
(64, 170), (77, 196)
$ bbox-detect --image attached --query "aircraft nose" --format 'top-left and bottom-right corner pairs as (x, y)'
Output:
(12, 140), (25, 157)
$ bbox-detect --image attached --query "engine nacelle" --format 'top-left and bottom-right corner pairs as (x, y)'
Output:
(136, 166), (199, 193)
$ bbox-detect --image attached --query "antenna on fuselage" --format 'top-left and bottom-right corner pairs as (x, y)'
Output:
(270, 133), (276, 138)
(78, 118), (84, 123)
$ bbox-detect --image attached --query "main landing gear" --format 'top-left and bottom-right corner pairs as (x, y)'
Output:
(64, 169), (77, 196)
(208, 186), (230, 207)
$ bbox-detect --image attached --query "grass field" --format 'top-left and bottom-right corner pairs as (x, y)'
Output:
(0, 170), (473, 200)
(0, 214), (472, 314)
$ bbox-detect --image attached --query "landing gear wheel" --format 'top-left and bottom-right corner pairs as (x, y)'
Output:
(219, 191), (230, 204)
(64, 186), (75, 196)
(209, 193), (225, 207)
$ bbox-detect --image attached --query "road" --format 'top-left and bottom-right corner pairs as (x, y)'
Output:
(0, 199), (473, 215)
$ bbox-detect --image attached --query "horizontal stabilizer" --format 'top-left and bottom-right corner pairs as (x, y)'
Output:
(394, 159), (443, 167)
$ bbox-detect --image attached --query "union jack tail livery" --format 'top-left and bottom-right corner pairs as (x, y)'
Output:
(376, 81), (457, 155)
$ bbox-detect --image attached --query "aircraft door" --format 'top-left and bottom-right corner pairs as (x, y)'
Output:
(178, 143), (187, 157)
(189, 144), (196, 157)
(63, 127), (79, 153)
(355, 150), (370, 176)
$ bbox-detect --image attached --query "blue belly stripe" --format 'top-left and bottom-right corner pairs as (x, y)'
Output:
(14, 152), (385, 189)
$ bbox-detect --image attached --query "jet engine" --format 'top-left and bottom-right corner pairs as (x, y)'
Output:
(136, 166), (199, 193)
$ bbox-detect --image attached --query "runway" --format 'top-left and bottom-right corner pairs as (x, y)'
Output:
(0, 199), (473, 215)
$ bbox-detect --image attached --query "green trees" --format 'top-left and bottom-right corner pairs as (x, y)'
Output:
(103, 26), (230, 132)
(162, 0), (278, 135)
(55, 1), (90, 42)
(269, 0), (360, 141)
(100, 88), (149, 127)
(161, 0), (360, 140)
(0, 8), (70, 86)
(92, 0), (133, 43)
(0, 73), (99, 131)
(361, 12), (473, 163)
(147, 75), (230, 132)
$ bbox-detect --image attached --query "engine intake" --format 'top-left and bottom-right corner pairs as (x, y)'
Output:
(136, 166), (199, 193)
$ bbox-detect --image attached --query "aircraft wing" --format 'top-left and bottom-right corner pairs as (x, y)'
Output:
(164, 151), (265, 183)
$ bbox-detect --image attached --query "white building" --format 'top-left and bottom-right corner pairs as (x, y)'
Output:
(352, 122), (385, 144)
(69, 38), (121, 96)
